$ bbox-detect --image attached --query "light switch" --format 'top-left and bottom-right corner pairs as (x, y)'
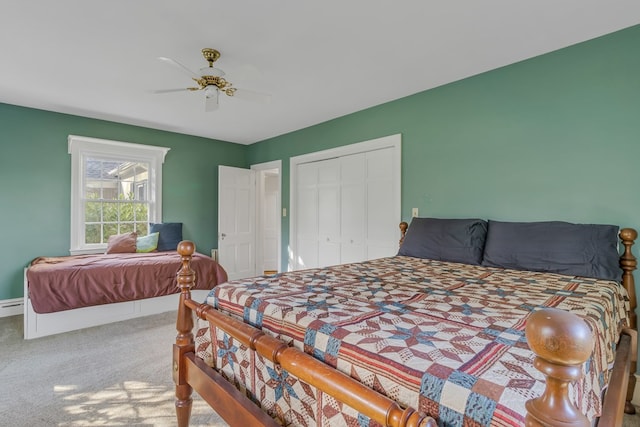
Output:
(282, 208), (287, 217)
(412, 208), (419, 217)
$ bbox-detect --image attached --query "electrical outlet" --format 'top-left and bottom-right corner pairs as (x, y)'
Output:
(412, 208), (419, 217)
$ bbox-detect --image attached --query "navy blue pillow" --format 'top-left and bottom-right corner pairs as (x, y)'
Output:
(150, 222), (183, 252)
(481, 220), (620, 281)
(398, 217), (488, 265)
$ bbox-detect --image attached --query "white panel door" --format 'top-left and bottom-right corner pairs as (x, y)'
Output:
(340, 153), (366, 264)
(317, 158), (341, 267)
(296, 162), (319, 269)
(218, 166), (256, 280)
(365, 147), (397, 259)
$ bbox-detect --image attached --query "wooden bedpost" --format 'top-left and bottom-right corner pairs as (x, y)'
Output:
(399, 221), (408, 246)
(524, 308), (594, 427)
(619, 228), (638, 414)
(174, 241), (196, 427)
(620, 228), (637, 330)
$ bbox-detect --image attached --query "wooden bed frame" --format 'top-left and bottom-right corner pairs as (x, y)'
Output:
(173, 227), (639, 426)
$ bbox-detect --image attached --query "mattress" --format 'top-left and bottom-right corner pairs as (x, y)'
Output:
(27, 251), (228, 313)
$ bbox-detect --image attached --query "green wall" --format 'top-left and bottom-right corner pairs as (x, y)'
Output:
(248, 25), (640, 309)
(0, 104), (246, 300)
(2, 23), (639, 321)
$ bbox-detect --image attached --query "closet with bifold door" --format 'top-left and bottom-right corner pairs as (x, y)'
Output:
(293, 140), (400, 270)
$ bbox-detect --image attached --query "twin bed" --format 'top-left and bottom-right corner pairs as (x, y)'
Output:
(24, 250), (227, 339)
(173, 218), (638, 426)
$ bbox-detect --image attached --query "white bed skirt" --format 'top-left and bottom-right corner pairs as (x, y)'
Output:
(23, 268), (211, 339)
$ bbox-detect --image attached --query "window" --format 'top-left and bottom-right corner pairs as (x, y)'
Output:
(69, 135), (169, 254)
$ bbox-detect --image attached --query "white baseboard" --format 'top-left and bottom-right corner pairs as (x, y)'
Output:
(0, 298), (24, 318)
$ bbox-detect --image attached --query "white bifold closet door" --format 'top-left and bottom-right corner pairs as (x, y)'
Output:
(363, 148), (398, 260)
(295, 161), (320, 270)
(340, 153), (366, 264)
(317, 158), (341, 267)
(295, 147), (397, 270)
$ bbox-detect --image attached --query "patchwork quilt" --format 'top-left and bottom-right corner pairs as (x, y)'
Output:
(195, 256), (629, 426)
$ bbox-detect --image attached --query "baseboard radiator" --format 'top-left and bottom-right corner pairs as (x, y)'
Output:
(0, 298), (24, 318)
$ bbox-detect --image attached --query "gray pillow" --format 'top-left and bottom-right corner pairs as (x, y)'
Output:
(398, 217), (488, 265)
(481, 220), (620, 281)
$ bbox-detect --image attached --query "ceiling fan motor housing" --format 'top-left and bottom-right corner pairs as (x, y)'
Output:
(196, 49), (235, 95)
(202, 48), (220, 65)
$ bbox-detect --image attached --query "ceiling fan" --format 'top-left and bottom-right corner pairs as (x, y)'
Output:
(154, 48), (271, 111)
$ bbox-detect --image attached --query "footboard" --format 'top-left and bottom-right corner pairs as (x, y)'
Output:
(173, 239), (637, 426)
(174, 243), (435, 427)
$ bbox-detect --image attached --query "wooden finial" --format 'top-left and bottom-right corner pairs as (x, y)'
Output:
(177, 239), (195, 256)
(399, 221), (409, 247)
(525, 308), (594, 427)
(176, 240), (196, 292)
(619, 228), (637, 330)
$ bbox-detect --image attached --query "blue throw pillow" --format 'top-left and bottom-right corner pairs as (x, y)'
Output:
(150, 223), (183, 252)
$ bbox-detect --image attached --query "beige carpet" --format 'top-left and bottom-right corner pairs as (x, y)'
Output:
(1, 312), (638, 426)
(0, 311), (227, 427)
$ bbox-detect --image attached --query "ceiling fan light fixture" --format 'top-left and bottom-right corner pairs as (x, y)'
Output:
(204, 86), (219, 111)
(205, 86), (218, 98)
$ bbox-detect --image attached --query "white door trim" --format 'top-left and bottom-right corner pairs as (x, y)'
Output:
(289, 134), (402, 271)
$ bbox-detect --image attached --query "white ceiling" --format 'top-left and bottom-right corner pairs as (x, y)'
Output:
(1, 1), (639, 145)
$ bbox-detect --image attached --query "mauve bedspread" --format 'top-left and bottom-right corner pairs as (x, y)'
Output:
(27, 251), (227, 313)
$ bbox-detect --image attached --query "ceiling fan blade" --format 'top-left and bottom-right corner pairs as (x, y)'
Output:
(231, 88), (272, 104)
(204, 88), (219, 112)
(234, 64), (262, 81)
(151, 88), (197, 94)
(157, 56), (201, 80)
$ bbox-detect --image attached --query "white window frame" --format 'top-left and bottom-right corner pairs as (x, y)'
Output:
(68, 135), (170, 255)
